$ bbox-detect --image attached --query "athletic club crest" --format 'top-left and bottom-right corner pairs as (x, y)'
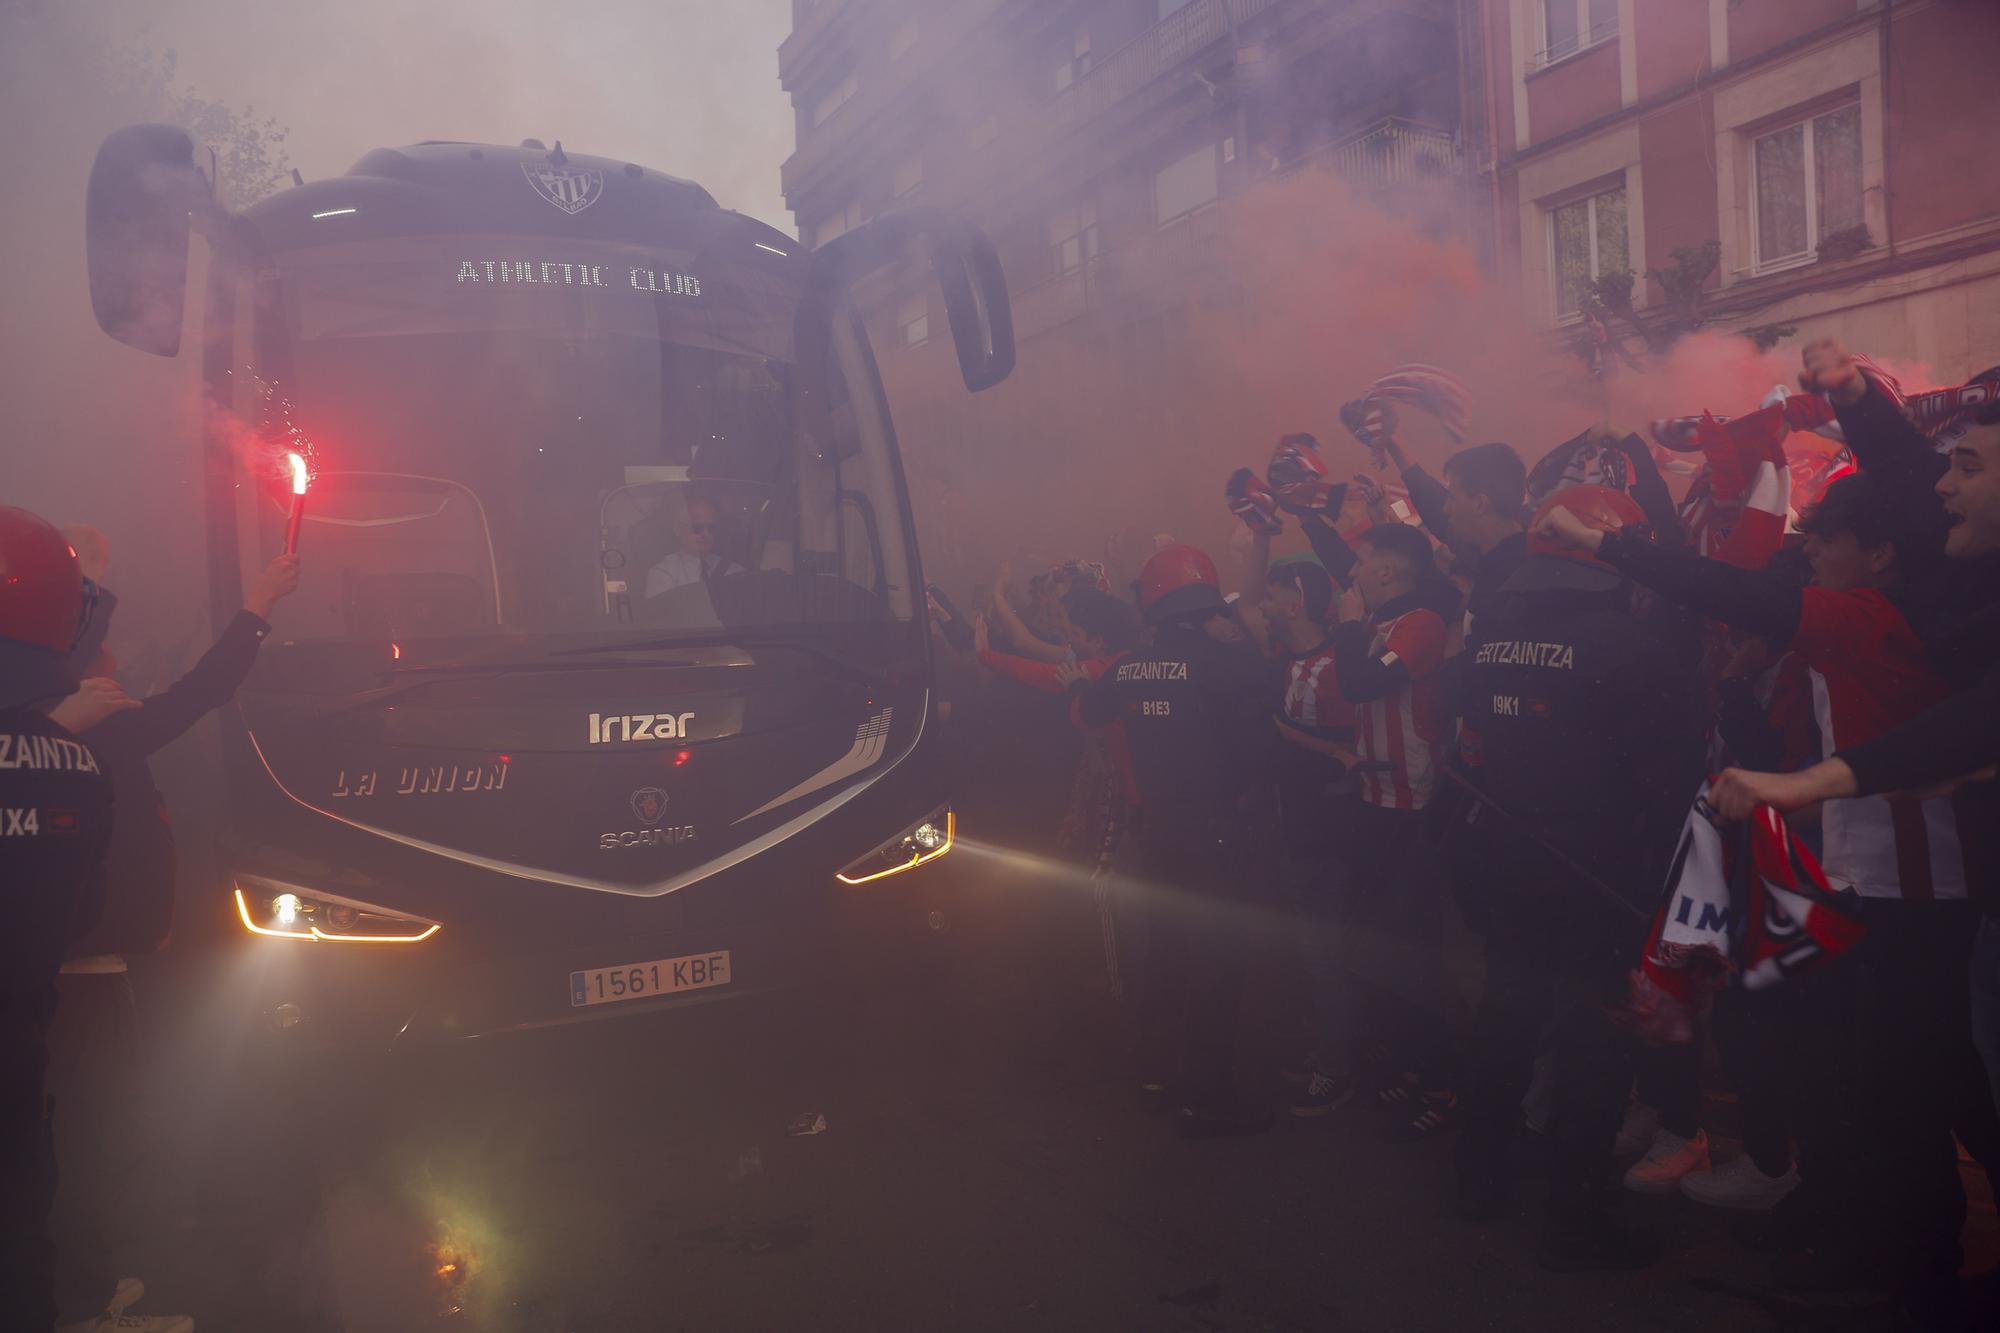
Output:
(629, 787), (670, 828)
(522, 162), (604, 215)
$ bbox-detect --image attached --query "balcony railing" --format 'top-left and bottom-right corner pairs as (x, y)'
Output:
(1297, 116), (1460, 190)
(1051, 0), (1279, 128)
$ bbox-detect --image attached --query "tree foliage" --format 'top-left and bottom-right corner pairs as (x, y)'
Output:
(122, 48), (293, 209)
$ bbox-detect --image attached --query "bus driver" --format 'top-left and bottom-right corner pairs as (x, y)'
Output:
(646, 496), (745, 596)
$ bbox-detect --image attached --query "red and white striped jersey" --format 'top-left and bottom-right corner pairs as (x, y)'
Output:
(1795, 588), (1966, 900)
(1355, 608), (1448, 811)
(1282, 647), (1354, 733)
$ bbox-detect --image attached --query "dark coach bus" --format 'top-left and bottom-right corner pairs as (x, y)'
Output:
(83, 128), (1012, 1039)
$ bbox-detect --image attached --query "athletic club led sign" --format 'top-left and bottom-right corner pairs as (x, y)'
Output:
(453, 258), (702, 297)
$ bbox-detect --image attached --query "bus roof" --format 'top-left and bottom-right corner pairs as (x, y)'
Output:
(238, 140), (796, 256)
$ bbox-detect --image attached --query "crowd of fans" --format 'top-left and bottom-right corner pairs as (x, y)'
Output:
(5, 332), (1997, 1329)
(928, 337), (2000, 1326)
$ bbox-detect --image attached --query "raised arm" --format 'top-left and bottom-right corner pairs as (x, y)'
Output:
(1297, 512), (1359, 588)
(1599, 532), (1800, 643)
(986, 563), (1068, 664)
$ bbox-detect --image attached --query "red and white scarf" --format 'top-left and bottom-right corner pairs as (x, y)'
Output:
(1625, 784), (1865, 1044)
(1852, 355), (2000, 447)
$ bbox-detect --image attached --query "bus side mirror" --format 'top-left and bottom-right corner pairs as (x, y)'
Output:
(816, 210), (1016, 394)
(85, 124), (205, 357)
(927, 224), (1015, 393)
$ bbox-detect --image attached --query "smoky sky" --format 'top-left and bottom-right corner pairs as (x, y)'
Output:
(127, 0), (796, 229)
(6, 0), (797, 228)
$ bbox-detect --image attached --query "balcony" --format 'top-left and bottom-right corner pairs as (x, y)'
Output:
(778, 0), (848, 85)
(1050, 0), (1280, 131)
(1299, 116), (1459, 190)
(782, 0), (1010, 206)
(1007, 204), (1232, 341)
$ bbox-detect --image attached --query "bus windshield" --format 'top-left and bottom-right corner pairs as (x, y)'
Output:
(244, 235), (914, 658)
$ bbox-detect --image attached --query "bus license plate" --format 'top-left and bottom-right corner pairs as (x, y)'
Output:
(569, 950), (731, 1008)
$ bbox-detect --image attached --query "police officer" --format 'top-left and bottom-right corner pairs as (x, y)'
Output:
(1450, 485), (1702, 1269)
(1079, 544), (1276, 1138)
(0, 507), (115, 1331)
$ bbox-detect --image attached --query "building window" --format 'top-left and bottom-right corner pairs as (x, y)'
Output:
(812, 200), (865, 248)
(968, 115), (998, 150)
(1054, 29), (1092, 92)
(1550, 183), (1628, 318)
(1050, 201), (1100, 276)
(811, 70), (859, 128)
(1752, 103), (1863, 271)
(889, 19), (918, 60)
(1155, 144), (1220, 226)
(893, 156), (924, 199)
(1538, 0), (1617, 67)
(899, 294), (929, 348)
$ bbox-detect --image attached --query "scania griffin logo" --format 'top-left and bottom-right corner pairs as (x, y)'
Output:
(630, 787), (669, 827)
(588, 712), (694, 744)
(522, 162), (604, 215)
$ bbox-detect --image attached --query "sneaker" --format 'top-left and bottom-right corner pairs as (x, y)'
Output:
(1680, 1154), (1800, 1211)
(1612, 1102), (1661, 1157)
(1374, 1071), (1420, 1110)
(1536, 1214), (1657, 1273)
(109, 1281), (145, 1315)
(1622, 1128), (1709, 1194)
(1385, 1090), (1459, 1143)
(58, 1315), (195, 1333)
(1288, 1070), (1356, 1117)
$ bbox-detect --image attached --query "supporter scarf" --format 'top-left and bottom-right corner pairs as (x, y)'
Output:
(1526, 427), (1632, 506)
(1626, 784), (1865, 1044)
(1852, 355), (2000, 447)
(1364, 364), (1470, 445)
(1651, 389), (1852, 560)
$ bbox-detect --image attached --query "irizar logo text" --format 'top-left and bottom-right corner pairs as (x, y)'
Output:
(588, 712), (695, 744)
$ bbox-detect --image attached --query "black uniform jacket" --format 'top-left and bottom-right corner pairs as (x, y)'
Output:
(1459, 587), (1702, 903)
(1079, 623), (1277, 816)
(1, 645), (113, 1004)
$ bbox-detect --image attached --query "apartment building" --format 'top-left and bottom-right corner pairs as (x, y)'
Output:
(1484, 0), (2000, 379)
(782, 0), (1470, 352)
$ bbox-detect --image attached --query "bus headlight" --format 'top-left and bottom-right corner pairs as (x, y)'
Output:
(233, 876), (442, 944)
(837, 807), (955, 886)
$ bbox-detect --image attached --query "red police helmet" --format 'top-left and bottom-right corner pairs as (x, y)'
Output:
(0, 505), (86, 654)
(1506, 485), (1649, 594)
(1138, 543), (1226, 624)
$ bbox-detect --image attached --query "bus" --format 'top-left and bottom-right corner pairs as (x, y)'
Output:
(83, 126), (1013, 1041)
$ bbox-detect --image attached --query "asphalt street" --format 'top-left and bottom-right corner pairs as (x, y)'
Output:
(85, 844), (1999, 1333)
